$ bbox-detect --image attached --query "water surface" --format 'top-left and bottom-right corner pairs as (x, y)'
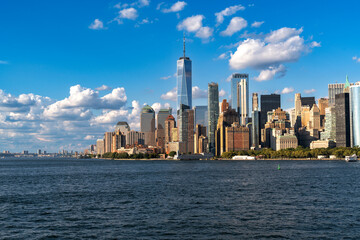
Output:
(1, 158), (359, 239)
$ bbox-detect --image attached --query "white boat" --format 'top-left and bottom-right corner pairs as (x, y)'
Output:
(345, 154), (357, 162)
(232, 155), (256, 160)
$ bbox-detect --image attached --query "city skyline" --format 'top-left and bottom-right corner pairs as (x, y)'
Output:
(1, 0), (360, 152)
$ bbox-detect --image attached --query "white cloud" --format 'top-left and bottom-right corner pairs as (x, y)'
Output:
(215, 4), (245, 25)
(161, 88), (177, 101)
(304, 89), (316, 94)
(281, 87), (294, 94)
(95, 85), (112, 91)
(84, 135), (95, 140)
(162, 1), (187, 13)
(352, 56), (360, 63)
(265, 27), (303, 43)
(138, 0), (150, 7)
(151, 102), (171, 113)
(192, 86), (207, 99)
(177, 15), (204, 32)
(229, 27), (314, 81)
(89, 19), (105, 30)
(311, 41), (321, 48)
(219, 89), (226, 97)
(221, 17), (248, 36)
(160, 75), (172, 80)
(118, 8), (138, 21)
(251, 21), (264, 28)
(216, 52), (232, 60)
(177, 15), (213, 40)
(254, 65), (287, 82)
(195, 26), (213, 39)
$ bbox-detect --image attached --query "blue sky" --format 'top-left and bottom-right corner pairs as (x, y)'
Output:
(0, 0), (359, 152)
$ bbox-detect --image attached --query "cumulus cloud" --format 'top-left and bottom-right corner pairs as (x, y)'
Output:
(95, 85), (112, 91)
(162, 1), (187, 13)
(229, 27), (315, 81)
(89, 19), (105, 30)
(219, 89), (226, 97)
(304, 89), (316, 94)
(281, 87), (295, 94)
(161, 88), (177, 101)
(311, 41), (321, 48)
(113, 7), (138, 23)
(177, 15), (213, 40)
(251, 21), (264, 28)
(192, 86), (207, 99)
(215, 4), (245, 25)
(221, 17), (247, 36)
(352, 56), (360, 63)
(151, 102), (171, 113)
(254, 65), (287, 82)
(161, 86), (207, 101)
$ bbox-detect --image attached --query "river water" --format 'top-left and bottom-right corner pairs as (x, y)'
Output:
(1, 158), (359, 239)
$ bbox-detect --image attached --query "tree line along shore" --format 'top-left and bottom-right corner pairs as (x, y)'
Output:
(89, 147), (360, 160)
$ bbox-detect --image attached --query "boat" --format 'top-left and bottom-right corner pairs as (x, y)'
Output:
(232, 155), (256, 160)
(345, 154), (357, 162)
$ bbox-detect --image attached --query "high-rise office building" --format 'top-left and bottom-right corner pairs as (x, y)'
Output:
(260, 94), (281, 128)
(104, 132), (113, 153)
(164, 115), (176, 144)
(230, 73), (249, 125)
(321, 107), (336, 141)
(239, 77), (249, 125)
(350, 83), (360, 147)
(140, 105), (156, 146)
(112, 131), (126, 152)
(301, 97), (316, 107)
(329, 83), (345, 106)
(252, 93), (258, 111)
(252, 110), (260, 149)
(221, 99), (229, 113)
(96, 139), (104, 155)
(126, 130), (145, 146)
(156, 108), (172, 148)
(115, 122), (130, 135)
(335, 93), (351, 147)
(177, 106), (194, 153)
(194, 106), (208, 128)
(208, 82), (219, 154)
(177, 36), (192, 111)
(194, 124), (207, 154)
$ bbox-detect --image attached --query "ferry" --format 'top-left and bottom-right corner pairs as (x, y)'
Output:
(345, 154), (357, 162)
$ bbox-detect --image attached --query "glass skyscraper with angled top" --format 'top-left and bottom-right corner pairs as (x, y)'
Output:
(177, 36), (192, 111)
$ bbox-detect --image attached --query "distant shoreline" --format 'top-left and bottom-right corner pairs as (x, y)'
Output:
(99, 157), (345, 161)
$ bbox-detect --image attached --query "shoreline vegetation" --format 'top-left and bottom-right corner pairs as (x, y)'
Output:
(93, 147), (360, 161)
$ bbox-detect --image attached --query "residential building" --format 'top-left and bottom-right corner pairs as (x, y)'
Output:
(156, 108), (172, 148)
(104, 132), (113, 153)
(215, 108), (239, 156)
(126, 130), (145, 146)
(194, 106), (208, 128)
(225, 122), (249, 152)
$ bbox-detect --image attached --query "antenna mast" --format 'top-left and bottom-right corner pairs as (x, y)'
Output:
(183, 32), (186, 58)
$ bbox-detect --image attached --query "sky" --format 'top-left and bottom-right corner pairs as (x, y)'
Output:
(0, 0), (360, 152)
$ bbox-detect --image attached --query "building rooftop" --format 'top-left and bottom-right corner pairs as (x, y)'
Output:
(142, 105), (155, 113)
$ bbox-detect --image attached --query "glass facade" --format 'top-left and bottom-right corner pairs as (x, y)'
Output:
(230, 73), (249, 121)
(252, 110), (260, 149)
(140, 105), (155, 146)
(350, 84), (360, 147)
(208, 83), (219, 154)
(177, 57), (192, 110)
(194, 106), (208, 128)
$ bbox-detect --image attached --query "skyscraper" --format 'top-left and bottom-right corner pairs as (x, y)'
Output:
(329, 83), (345, 106)
(239, 77), (249, 125)
(208, 82), (219, 154)
(140, 105), (156, 146)
(260, 94), (281, 128)
(252, 93), (258, 111)
(194, 106), (208, 128)
(177, 36), (192, 111)
(335, 93), (351, 147)
(230, 73), (249, 124)
(156, 108), (172, 148)
(350, 83), (360, 147)
(252, 110), (260, 149)
(115, 122), (130, 135)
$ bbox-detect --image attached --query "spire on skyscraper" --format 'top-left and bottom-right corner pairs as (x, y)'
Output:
(183, 32), (186, 58)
